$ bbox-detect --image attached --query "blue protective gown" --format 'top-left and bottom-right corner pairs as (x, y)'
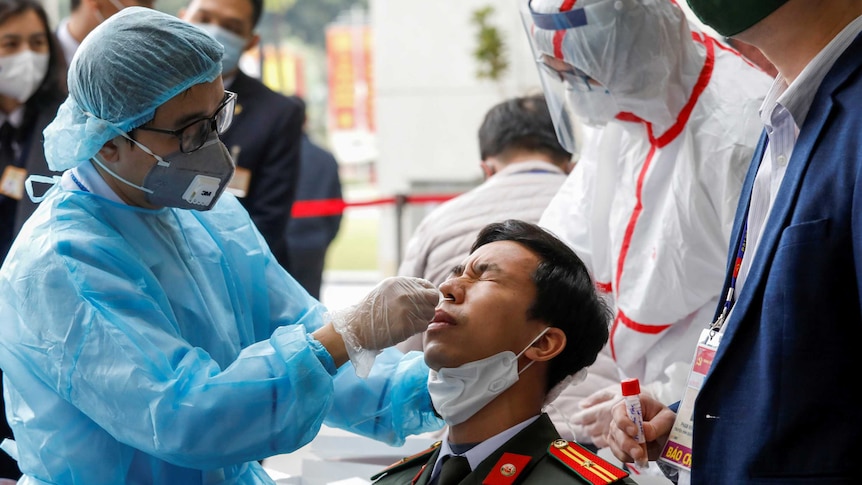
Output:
(0, 185), (442, 484)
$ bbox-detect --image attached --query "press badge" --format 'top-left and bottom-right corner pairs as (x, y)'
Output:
(0, 166), (27, 200)
(658, 328), (721, 472)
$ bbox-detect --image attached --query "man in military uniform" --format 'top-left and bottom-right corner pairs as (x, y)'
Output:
(371, 220), (637, 485)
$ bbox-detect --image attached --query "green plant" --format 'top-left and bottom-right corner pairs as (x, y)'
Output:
(471, 5), (509, 82)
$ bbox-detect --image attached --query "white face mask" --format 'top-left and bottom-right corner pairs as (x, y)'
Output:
(193, 23), (247, 74)
(0, 50), (49, 102)
(564, 79), (620, 128)
(428, 327), (550, 426)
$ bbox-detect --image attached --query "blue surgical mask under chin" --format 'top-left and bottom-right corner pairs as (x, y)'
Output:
(193, 23), (247, 74)
(427, 327), (551, 426)
(92, 130), (236, 211)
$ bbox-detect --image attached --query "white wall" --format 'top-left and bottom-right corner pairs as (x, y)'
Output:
(371, 0), (544, 273)
(371, 0), (541, 194)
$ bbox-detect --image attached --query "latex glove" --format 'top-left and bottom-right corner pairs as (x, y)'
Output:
(330, 276), (438, 377)
(571, 384), (622, 448)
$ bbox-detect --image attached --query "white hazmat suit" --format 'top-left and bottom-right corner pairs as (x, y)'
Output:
(524, 0), (773, 447)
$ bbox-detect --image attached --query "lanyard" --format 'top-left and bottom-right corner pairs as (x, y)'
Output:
(710, 219), (747, 334)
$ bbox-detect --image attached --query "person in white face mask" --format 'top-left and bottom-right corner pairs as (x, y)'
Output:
(371, 220), (635, 485)
(0, 0), (65, 267)
(55, 0), (155, 66)
(180, 0), (306, 273)
(520, 0), (773, 462)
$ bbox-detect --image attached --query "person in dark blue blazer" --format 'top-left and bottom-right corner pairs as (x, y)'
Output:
(1, 0), (65, 264)
(286, 100), (343, 300)
(181, 0), (304, 272)
(606, 1), (862, 484)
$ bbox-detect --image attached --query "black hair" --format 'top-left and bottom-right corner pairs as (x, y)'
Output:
(471, 219), (611, 394)
(0, 0), (67, 108)
(478, 93), (572, 165)
(71, 0), (81, 11)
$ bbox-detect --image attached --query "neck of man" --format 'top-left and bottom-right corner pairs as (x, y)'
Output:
(483, 151), (568, 179)
(0, 95), (22, 116)
(737, 0), (862, 85)
(446, 369), (547, 445)
(67, 9), (100, 44)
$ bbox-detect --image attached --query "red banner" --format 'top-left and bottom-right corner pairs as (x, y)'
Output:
(325, 25), (374, 132)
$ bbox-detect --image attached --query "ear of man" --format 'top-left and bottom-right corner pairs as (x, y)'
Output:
(524, 326), (566, 362)
(96, 136), (123, 162)
(479, 158), (499, 178)
(245, 33), (260, 52)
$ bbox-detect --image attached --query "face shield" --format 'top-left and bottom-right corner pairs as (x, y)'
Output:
(519, 0), (628, 150)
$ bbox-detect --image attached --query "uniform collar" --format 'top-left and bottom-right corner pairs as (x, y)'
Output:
(430, 415), (540, 482)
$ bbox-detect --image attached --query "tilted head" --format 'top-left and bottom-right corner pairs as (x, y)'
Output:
(44, 7), (224, 171)
(426, 219), (611, 401)
(521, 0), (696, 139)
(43, 8), (241, 211)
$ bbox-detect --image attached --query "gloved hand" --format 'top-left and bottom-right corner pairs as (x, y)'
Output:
(574, 382), (657, 448)
(571, 384), (621, 448)
(330, 276), (438, 377)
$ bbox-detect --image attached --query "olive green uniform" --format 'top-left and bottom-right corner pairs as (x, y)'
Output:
(371, 414), (638, 485)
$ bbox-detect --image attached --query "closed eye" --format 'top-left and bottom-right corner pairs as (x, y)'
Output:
(449, 264), (465, 278)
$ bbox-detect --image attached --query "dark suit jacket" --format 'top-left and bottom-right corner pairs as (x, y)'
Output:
(693, 31), (862, 484)
(222, 71), (304, 271)
(2, 97), (62, 262)
(371, 414), (635, 484)
(286, 134), (342, 298)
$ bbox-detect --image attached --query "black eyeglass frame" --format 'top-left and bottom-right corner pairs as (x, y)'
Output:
(136, 91), (237, 153)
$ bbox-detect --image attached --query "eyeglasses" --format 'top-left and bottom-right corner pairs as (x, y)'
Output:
(137, 91), (237, 153)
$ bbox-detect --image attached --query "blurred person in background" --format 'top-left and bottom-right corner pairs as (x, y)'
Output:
(396, 93), (574, 354)
(0, 0), (66, 262)
(522, 0), (772, 463)
(0, 9), (443, 482)
(0, 0), (66, 476)
(56, 0), (155, 65)
(181, 0), (305, 272)
(286, 98), (343, 300)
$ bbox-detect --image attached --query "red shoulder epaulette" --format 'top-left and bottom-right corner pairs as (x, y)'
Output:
(370, 440), (442, 481)
(547, 439), (629, 485)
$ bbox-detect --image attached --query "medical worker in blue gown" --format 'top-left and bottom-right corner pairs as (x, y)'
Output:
(0, 8), (443, 484)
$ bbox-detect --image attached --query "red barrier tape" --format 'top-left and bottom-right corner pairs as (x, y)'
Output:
(291, 193), (460, 218)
